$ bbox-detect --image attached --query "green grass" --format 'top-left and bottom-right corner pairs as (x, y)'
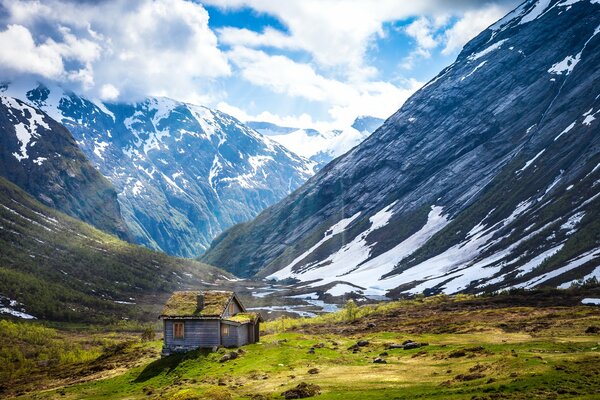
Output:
(0, 176), (228, 324)
(3, 294), (599, 399)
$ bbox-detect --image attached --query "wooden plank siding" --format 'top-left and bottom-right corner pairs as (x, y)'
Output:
(163, 319), (220, 353)
(220, 322), (239, 347)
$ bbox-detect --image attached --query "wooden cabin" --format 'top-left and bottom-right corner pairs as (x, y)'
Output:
(159, 290), (262, 356)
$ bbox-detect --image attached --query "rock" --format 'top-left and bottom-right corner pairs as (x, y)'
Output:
(367, 322), (376, 329)
(307, 348), (315, 354)
(373, 357), (387, 364)
(282, 382), (321, 399)
(448, 350), (466, 358)
(585, 326), (599, 334)
(357, 340), (369, 347)
(379, 352), (389, 356)
(386, 343), (404, 349)
(402, 340), (414, 345)
(455, 372), (485, 381)
(219, 352), (239, 362)
(403, 342), (421, 350)
(307, 368), (319, 375)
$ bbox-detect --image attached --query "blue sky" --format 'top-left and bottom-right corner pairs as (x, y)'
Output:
(0, 0), (521, 130)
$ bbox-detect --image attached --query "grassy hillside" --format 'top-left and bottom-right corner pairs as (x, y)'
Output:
(0, 176), (231, 324)
(2, 290), (599, 399)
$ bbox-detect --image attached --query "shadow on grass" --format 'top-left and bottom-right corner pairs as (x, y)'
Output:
(134, 349), (211, 382)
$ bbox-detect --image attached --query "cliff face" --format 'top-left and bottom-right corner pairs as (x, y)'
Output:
(202, 0), (600, 296)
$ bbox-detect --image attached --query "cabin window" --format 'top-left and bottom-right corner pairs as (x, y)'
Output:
(228, 302), (235, 315)
(221, 324), (229, 336)
(173, 322), (184, 339)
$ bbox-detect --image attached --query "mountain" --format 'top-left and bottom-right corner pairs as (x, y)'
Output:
(1, 82), (314, 257)
(0, 95), (129, 239)
(248, 116), (383, 169)
(202, 0), (600, 297)
(0, 176), (231, 323)
(351, 116), (384, 134)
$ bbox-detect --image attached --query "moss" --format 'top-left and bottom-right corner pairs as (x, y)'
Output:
(161, 291), (233, 317)
(224, 313), (260, 324)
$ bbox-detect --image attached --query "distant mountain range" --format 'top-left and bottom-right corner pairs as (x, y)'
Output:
(202, 0), (600, 297)
(1, 81), (315, 257)
(247, 116), (383, 168)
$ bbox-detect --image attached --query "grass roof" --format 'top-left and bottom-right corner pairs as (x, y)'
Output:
(161, 291), (233, 317)
(223, 312), (261, 324)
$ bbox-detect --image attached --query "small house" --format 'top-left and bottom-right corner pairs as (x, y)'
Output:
(160, 290), (262, 356)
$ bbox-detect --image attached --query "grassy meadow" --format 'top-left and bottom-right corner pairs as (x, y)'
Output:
(1, 290), (599, 399)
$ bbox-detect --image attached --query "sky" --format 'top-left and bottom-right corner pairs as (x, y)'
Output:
(0, 0), (522, 131)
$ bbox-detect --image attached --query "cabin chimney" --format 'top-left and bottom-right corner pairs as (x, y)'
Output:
(197, 293), (204, 311)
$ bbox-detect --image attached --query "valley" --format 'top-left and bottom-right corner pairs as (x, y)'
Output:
(1, 0), (600, 399)
(2, 290), (599, 399)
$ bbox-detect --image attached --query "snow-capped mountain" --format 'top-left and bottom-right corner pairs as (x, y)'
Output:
(247, 116), (383, 169)
(1, 81), (314, 257)
(0, 95), (129, 239)
(202, 0), (600, 297)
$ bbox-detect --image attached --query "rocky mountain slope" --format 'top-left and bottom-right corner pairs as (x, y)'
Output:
(0, 176), (232, 323)
(0, 95), (129, 239)
(202, 0), (600, 297)
(1, 82), (314, 257)
(248, 116), (383, 169)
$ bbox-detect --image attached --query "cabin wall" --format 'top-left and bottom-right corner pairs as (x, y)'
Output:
(221, 323), (239, 347)
(237, 323), (249, 346)
(163, 319), (220, 354)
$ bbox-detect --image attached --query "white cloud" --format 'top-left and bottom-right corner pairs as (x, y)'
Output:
(217, 26), (298, 49)
(227, 47), (354, 103)
(443, 6), (508, 55)
(0, 24), (65, 79)
(204, 0), (519, 79)
(0, 0), (231, 102)
(100, 83), (120, 101)
(226, 47), (423, 127)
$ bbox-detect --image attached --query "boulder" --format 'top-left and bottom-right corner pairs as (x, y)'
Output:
(282, 382), (321, 399)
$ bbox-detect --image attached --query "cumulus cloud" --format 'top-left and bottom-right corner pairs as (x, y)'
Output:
(0, 24), (65, 79)
(0, 0), (521, 130)
(442, 6), (509, 55)
(0, 0), (230, 101)
(205, 0), (520, 79)
(227, 46), (423, 127)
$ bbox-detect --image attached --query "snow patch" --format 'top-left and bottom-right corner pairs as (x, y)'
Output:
(516, 149), (545, 173)
(326, 284), (362, 297)
(468, 39), (509, 61)
(554, 121), (576, 141)
(519, 0), (552, 25)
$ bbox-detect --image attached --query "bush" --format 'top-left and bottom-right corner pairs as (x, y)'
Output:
(344, 300), (358, 322)
(141, 327), (155, 342)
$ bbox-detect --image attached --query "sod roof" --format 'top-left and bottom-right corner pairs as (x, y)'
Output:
(160, 290), (234, 318)
(223, 312), (262, 324)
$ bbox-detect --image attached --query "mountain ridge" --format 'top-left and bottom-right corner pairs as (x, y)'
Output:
(1, 82), (315, 257)
(0, 95), (130, 239)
